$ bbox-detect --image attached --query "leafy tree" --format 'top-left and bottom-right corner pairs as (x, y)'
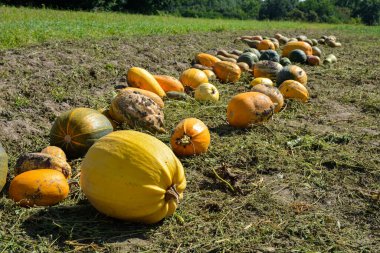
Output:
(357, 0), (380, 25)
(258, 0), (298, 20)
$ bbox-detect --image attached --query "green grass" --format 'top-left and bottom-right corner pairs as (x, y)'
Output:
(1, 6), (380, 49)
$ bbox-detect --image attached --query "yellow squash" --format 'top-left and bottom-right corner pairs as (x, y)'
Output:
(127, 67), (166, 98)
(80, 130), (186, 224)
(279, 80), (309, 102)
(0, 143), (8, 192)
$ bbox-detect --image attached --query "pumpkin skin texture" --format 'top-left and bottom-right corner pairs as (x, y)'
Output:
(202, 70), (216, 80)
(243, 48), (261, 58)
(250, 77), (274, 87)
(180, 68), (209, 89)
(257, 40), (275, 51)
(9, 169), (69, 207)
(279, 80), (309, 102)
(289, 49), (307, 63)
(237, 52), (259, 68)
(127, 67), (166, 98)
(153, 75), (184, 93)
(227, 92), (275, 128)
(80, 130), (186, 224)
(41, 146), (67, 161)
(170, 118), (210, 156)
(259, 50), (280, 62)
(15, 153), (72, 178)
(194, 83), (219, 102)
(196, 53), (221, 67)
(119, 87), (164, 108)
(276, 65), (307, 86)
(253, 61), (283, 81)
(251, 84), (284, 113)
(0, 143), (8, 192)
(282, 41), (312, 57)
(50, 108), (113, 159)
(213, 61), (241, 83)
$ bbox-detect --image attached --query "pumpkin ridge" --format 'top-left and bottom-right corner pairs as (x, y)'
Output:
(70, 127), (115, 139)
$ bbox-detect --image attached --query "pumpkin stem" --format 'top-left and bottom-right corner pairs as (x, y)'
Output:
(177, 134), (191, 146)
(165, 185), (180, 204)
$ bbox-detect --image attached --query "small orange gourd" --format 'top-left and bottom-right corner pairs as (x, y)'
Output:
(170, 118), (210, 156)
(153, 75), (184, 93)
(9, 169), (69, 207)
(213, 61), (241, 83)
(257, 40), (275, 51)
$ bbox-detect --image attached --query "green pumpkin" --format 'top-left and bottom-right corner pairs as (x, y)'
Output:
(276, 65), (308, 86)
(289, 49), (307, 63)
(0, 143), (8, 192)
(259, 50), (280, 62)
(237, 52), (259, 68)
(280, 57), (291, 66)
(50, 108), (113, 159)
(243, 48), (261, 58)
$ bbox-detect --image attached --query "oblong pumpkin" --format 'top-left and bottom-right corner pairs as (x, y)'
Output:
(227, 92), (274, 128)
(276, 65), (307, 86)
(250, 77), (274, 87)
(0, 143), (8, 192)
(213, 61), (241, 83)
(50, 108), (113, 159)
(282, 41), (312, 57)
(194, 83), (219, 102)
(80, 130), (186, 224)
(9, 169), (69, 207)
(253, 61), (283, 82)
(41, 146), (67, 161)
(257, 40), (275, 51)
(15, 153), (72, 178)
(119, 87), (164, 108)
(202, 70), (216, 80)
(237, 52), (259, 68)
(251, 84), (284, 113)
(127, 67), (166, 98)
(153, 75), (184, 93)
(196, 53), (221, 67)
(179, 68), (209, 89)
(170, 118), (210, 156)
(279, 80), (309, 102)
(307, 55), (321, 66)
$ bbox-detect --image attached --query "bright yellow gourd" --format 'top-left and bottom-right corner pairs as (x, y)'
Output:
(127, 67), (166, 98)
(80, 130), (186, 224)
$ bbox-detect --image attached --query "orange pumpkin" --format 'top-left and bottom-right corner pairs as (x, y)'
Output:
(41, 146), (67, 161)
(179, 68), (209, 89)
(227, 92), (274, 128)
(9, 169), (69, 207)
(251, 84), (284, 113)
(153, 75), (184, 93)
(213, 61), (241, 83)
(282, 41), (312, 57)
(257, 40), (275, 51)
(119, 87), (164, 108)
(278, 80), (309, 102)
(196, 53), (221, 67)
(170, 118), (210, 156)
(276, 65), (307, 86)
(127, 67), (166, 97)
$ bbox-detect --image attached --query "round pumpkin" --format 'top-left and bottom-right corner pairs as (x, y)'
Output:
(227, 92), (274, 128)
(259, 50), (280, 62)
(196, 53), (221, 67)
(253, 61), (283, 81)
(279, 80), (309, 102)
(307, 55), (321, 66)
(50, 108), (113, 159)
(180, 68), (209, 89)
(127, 67), (166, 98)
(213, 61), (241, 83)
(280, 57), (291, 66)
(237, 52), (259, 68)
(0, 143), (8, 193)
(312, 46), (322, 57)
(153, 75), (184, 93)
(119, 87), (164, 108)
(9, 169), (69, 207)
(289, 49), (307, 63)
(237, 62), (250, 72)
(276, 65), (307, 86)
(243, 48), (261, 58)
(80, 130), (186, 224)
(202, 70), (216, 80)
(250, 77), (274, 87)
(170, 118), (210, 156)
(257, 40), (275, 51)
(251, 84), (284, 113)
(194, 83), (219, 102)
(41, 146), (67, 161)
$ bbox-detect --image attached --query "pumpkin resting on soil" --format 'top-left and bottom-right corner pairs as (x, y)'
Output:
(278, 80), (309, 102)
(9, 169), (69, 207)
(213, 61), (241, 83)
(127, 67), (165, 97)
(50, 108), (113, 159)
(109, 90), (165, 133)
(153, 75), (184, 93)
(0, 143), (8, 192)
(276, 65), (307, 86)
(80, 130), (186, 224)
(41, 146), (67, 161)
(251, 84), (284, 113)
(170, 118), (211, 156)
(227, 92), (275, 128)
(194, 83), (219, 102)
(179, 68), (209, 89)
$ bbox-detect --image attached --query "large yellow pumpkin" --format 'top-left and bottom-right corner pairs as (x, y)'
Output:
(0, 143), (8, 192)
(127, 67), (166, 98)
(282, 41), (312, 57)
(179, 68), (209, 89)
(278, 80), (309, 102)
(80, 130), (186, 224)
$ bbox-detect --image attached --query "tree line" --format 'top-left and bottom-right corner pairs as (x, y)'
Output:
(1, 0), (379, 25)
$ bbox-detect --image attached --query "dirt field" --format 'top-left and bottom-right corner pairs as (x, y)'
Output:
(0, 30), (379, 252)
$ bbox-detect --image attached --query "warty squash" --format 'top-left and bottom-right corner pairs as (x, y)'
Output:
(80, 130), (186, 224)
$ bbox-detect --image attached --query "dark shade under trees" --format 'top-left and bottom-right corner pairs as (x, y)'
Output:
(0, 0), (379, 25)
